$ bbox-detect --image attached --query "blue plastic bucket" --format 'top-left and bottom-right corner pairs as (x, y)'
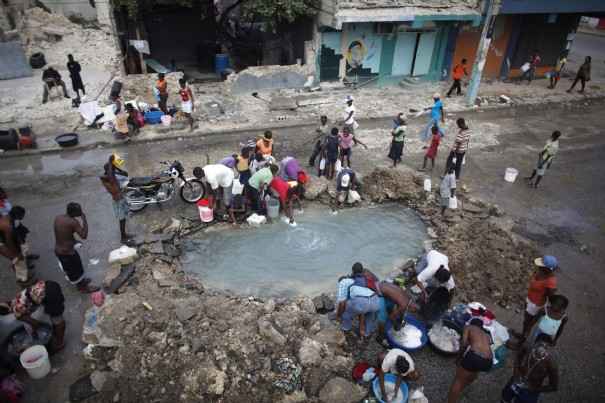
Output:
(386, 314), (428, 353)
(215, 53), (230, 75)
(372, 373), (409, 403)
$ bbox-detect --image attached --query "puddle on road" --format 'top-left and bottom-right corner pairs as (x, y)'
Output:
(181, 204), (427, 297)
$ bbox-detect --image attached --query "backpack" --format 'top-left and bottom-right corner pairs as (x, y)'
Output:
(347, 273), (377, 299)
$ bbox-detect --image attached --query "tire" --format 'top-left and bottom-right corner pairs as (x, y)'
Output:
(180, 179), (205, 203)
(30, 52), (46, 69)
(125, 189), (147, 212)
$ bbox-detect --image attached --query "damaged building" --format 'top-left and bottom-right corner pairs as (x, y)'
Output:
(316, 0), (482, 84)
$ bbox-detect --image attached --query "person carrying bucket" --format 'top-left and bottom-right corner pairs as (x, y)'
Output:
(2, 280), (67, 353)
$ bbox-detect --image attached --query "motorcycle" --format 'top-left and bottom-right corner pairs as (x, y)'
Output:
(124, 160), (205, 212)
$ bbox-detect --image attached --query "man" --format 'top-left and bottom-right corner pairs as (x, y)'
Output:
(447, 58), (468, 97)
(548, 53), (567, 89)
(100, 154), (132, 244)
(335, 167), (357, 207)
(521, 51), (541, 84)
(67, 54), (85, 99)
(342, 95), (357, 134)
(520, 255), (558, 339)
(178, 78), (195, 131)
(0, 206), (34, 287)
(377, 348), (419, 402)
(309, 115), (329, 168)
(8, 280), (67, 353)
(414, 249), (455, 321)
(422, 93), (445, 141)
(256, 131), (274, 156)
(501, 333), (559, 403)
(0, 186), (11, 216)
(193, 164), (235, 211)
(440, 166), (457, 215)
(246, 164), (278, 214)
(525, 131), (561, 188)
(335, 263), (380, 339)
(567, 56), (591, 93)
(376, 281), (418, 345)
(270, 176), (301, 224)
(447, 318), (493, 403)
(156, 73), (168, 113)
(54, 203), (99, 293)
(444, 118), (471, 180)
(42, 66), (69, 104)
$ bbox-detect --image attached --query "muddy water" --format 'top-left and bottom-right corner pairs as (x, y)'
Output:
(181, 204), (427, 297)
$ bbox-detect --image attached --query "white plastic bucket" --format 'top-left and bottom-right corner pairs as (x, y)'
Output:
(267, 198), (280, 219)
(423, 178), (431, 192)
(20, 345), (51, 379)
(232, 179), (244, 195)
(504, 168), (519, 183)
(199, 206), (213, 222)
(160, 115), (172, 127)
(449, 196), (458, 209)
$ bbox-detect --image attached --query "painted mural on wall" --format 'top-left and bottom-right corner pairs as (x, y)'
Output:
(345, 24), (382, 77)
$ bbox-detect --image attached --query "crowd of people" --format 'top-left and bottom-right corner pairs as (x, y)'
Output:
(333, 248), (566, 403)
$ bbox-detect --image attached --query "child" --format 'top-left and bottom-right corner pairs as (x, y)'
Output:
(339, 126), (366, 168)
(421, 126), (441, 171)
(325, 128), (340, 179)
(440, 166), (456, 215)
(388, 115), (406, 167)
(528, 294), (568, 346)
(178, 78), (194, 131)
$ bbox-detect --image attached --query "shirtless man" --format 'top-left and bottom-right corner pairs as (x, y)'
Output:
(501, 333), (558, 403)
(376, 281), (418, 345)
(54, 203), (99, 293)
(0, 206), (34, 287)
(447, 318), (493, 403)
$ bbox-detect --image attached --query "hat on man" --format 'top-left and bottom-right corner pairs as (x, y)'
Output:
(111, 153), (125, 168)
(346, 95), (354, 103)
(433, 92), (441, 99)
(534, 255), (558, 270)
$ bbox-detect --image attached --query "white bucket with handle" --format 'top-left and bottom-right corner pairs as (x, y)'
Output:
(423, 178), (431, 192)
(504, 168), (519, 183)
(20, 345), (51, 379)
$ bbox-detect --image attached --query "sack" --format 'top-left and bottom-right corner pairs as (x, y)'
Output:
(348, 190), (361, 204)
(449, 196), (458, 209)
(521, 62), (531, 72)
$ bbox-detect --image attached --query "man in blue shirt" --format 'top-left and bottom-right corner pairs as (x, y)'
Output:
(422, 93), (445, 141)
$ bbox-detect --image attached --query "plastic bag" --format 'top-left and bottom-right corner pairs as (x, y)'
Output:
(520, 62), (530, 72)
(335, 159), (342, 173)
(319, 158), (326, 170)
(348, 190), (361, 203)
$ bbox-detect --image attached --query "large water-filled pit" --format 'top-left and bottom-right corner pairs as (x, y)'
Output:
(181, 204), (427, 297)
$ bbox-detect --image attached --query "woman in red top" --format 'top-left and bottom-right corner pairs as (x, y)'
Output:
(269, 177), (301, 224)
(421, 126), (441, 171)
(521, 255), (558, 338)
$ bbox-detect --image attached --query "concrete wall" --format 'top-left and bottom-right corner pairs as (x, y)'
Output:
(318, 0), (337, 28)
(40, 0), (97, 21)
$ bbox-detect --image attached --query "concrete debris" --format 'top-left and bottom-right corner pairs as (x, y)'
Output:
(20, 8), (120, 70)
(229, 64), (314, 94)
(318, 377), (366, 403)
(298, 337), (325, 367)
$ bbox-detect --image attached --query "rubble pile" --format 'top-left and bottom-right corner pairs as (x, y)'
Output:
(77, 168), (540, 402)
(19, 7), (120, 70)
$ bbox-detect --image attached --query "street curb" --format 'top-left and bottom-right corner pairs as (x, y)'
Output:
(2, 95), (605, 159)
(577, 27), (605, 38)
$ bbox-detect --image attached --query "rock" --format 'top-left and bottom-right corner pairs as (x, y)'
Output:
(175, 299), (197, 322)
(207, 368), (226, 395)
(312, 294), (335, 314)
(90, 370), (116, 392)
(298, 337), (324, 367)
(102, 265), (121, 288)
(313, 326), (346, 349)
(463, 203), (485, 214)
(264, 298), (276, 314)
(258, 318), (286, 345)
(306, 177), (329, 200)
(298, 297), (316, 314)
(148, 241), (164, 254)
(69, 375), (98, 402)
(147, 331), (167, 346)
(165, 218), (182, 233)
(499, 94), (511, 103)
(318, 377), (366, 403)
(427, 227), (438, 239)
(279, 391), (308, 403)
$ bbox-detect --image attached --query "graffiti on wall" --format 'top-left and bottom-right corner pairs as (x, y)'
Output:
(345, 35), (381, 75)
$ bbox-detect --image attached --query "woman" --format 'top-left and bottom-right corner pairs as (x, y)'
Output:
(567, 56), (591, 93)
(527, 294), (568, 346)
(67, 54), (85, 98)
(388, 114), (406, 167)
(520, 255), (558, 339)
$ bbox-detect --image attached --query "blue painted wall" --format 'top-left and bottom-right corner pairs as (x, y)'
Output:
(501, 0), (605, 14)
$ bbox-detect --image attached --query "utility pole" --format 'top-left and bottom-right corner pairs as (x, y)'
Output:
(466, 0), (501, 106)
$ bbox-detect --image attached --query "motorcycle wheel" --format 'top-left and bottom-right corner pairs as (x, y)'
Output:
(125, 189), (148, 212)
(180, 179), (205, 203)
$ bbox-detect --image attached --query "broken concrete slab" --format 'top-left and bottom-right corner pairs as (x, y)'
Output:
(229, 65), (313, 94)
(104, 265), (136, 294)
(269, 96), (298, 111)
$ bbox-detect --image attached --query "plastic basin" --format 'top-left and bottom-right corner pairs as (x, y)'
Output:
(55, 133), (79, 147)
(372, 373), (409, 403)
(386, 314), (428, 352)
(428, 319), (462, 356)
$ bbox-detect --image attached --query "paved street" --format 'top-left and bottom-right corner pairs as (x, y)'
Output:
(1, 99), (605, 402)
